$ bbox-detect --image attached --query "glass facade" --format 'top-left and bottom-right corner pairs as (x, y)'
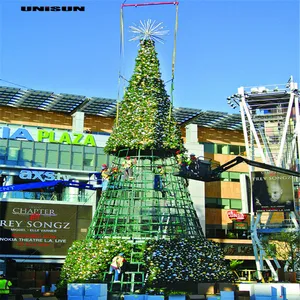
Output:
(205, 198), (242, 210)
(0, 139), (108, 171)
(220, 171), (245, 182)
(202, 142), (246, 156)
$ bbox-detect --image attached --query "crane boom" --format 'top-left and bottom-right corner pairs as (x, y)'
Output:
(174, 156), (300, 182)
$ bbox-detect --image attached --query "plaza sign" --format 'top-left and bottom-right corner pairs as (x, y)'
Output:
(0, 127), (96, 147)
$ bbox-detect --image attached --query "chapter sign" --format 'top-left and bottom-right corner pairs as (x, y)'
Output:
(0, 202), (91, 256)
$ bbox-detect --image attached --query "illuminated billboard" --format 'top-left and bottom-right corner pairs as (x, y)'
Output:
(252, 171), (294, 212)
(0, 201), (92, 256)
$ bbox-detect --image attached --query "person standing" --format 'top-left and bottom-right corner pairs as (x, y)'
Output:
(0, 273), (12, 300)
(122, 156), (134, 180)
(109, 253), (126, 282)
(187, 153), (197, 171)
(101, 164), (111, 191)
(153, 165), (166, 197)
(175, 150), (187, 171)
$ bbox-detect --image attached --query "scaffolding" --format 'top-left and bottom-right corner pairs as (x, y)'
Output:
(88, 150), (204, 241)
(87, 149), (204, 292)
(232, 77), (300, 281)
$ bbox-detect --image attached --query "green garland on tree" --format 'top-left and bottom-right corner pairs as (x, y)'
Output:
(144, 239), (234, 286)
(56, 239), (132, 295)
(104, 39), (183, 154)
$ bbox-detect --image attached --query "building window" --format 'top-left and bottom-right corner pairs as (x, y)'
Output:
(204, 142), (247, 156)
(229, 172), (240, 182)
(220, 172), (242, 182)
(206, 198), (219, 208)
(0, 146), (6, 161)
(84, 153), (95, 167)
(8, 148), (19, 161)
(215, 144), (229, 154)
(34, 149), (46, 164)
(219, 199), (230, 209)
(59, 151), (71, 167)
(229, 145), (246, 156)
(220, 172), (230, 181)
(20, 147), (33, 163)
(71, 146), (84, 169)
(47, 150), (59, 166)
(202, 142), (214, 154)
(230, 199), (242, 209)
(206, 198), (242, 209)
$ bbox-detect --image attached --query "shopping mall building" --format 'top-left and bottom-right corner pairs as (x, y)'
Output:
(0, 85), (297, 287)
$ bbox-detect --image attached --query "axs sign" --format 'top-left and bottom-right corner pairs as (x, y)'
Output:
(19, 170), (70, 182)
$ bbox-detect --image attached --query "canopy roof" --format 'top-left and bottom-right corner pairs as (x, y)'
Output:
(0, 86), (242, 130)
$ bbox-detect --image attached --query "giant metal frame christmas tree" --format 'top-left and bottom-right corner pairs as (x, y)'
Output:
(86, 25), (205, 289)
(79, 21), (233, 293)
(87, 24), (204, 241)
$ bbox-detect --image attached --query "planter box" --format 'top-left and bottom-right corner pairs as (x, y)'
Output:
(145, 296), (164, 300)
(85, 284), (107, 296)
(68, 297), (84, 300)
(168, 295), (186, 300)
(220, 291), (234, 300)
(84, 297), (107, 300)
(67, 283), (108, 300)
(68, 284), (85, 296)
(189, 295), (205, 300)
(206, 296), (220, 300)
(124, 295), (146, 300)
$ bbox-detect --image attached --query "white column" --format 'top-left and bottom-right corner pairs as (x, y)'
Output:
(62, 186), (79, 202)
(184, 124), (206, 235)
(240, 174), (250, 214)
(2, 175), (13, 199)
(72, 112), (85, 133)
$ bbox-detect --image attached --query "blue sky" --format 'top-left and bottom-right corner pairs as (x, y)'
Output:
(0, 0), (299, 113)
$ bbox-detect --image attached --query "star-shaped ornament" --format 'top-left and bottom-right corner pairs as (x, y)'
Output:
(129, 19), (169, 44)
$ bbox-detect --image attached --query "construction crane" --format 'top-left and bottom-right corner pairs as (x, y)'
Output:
(174, 156), (300, 182)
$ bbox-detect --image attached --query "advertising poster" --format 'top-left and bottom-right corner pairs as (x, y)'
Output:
(252, 171), (294, 212)
(0, 202), (90, 256)
(220, 243), (254, 256)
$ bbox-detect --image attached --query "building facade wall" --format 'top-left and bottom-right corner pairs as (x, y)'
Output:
(0, 104), (259, 283)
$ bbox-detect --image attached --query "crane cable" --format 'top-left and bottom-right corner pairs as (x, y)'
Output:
(116, 5), (125, 127)
(169, 2), (179, 121)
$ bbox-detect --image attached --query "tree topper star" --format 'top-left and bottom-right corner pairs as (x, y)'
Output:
(129, 19), (169, 44)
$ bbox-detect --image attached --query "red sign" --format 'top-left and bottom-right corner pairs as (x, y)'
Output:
(227, 210), (246, 221)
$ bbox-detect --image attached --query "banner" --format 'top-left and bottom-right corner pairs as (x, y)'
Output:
(252, 171), (294, 212)
(221, 243), (253, 256)
(0, 202), (92, 256)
